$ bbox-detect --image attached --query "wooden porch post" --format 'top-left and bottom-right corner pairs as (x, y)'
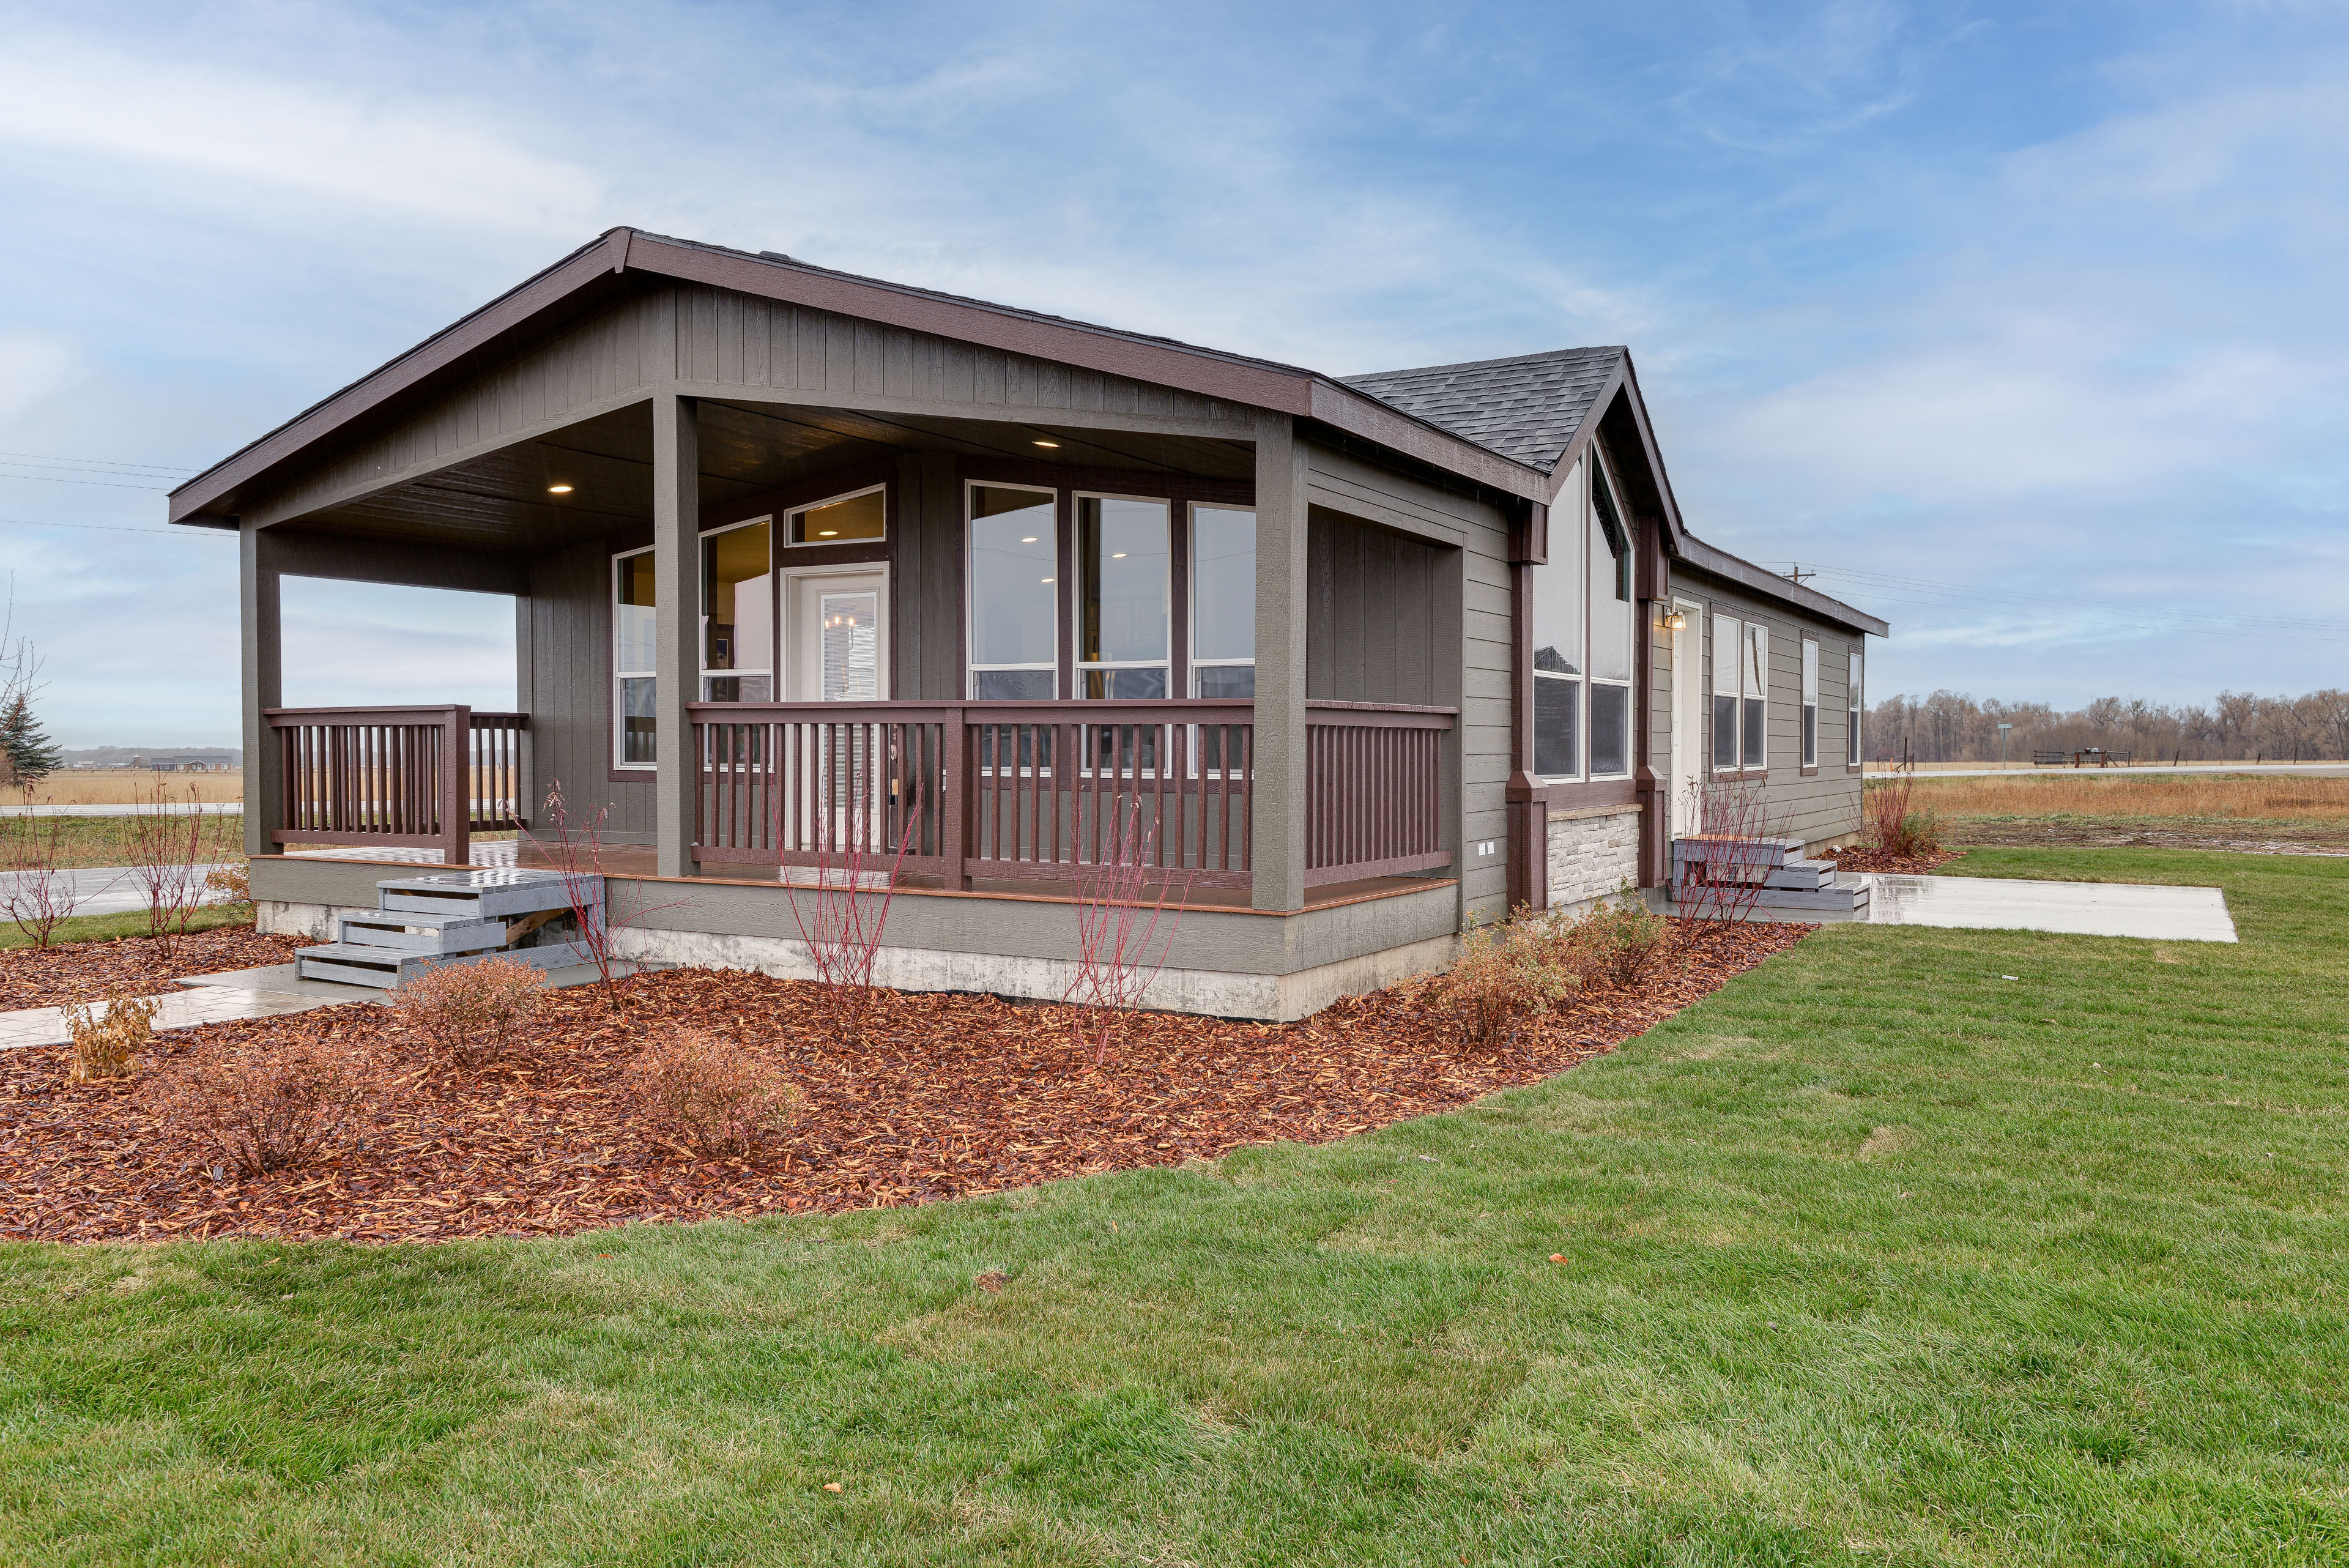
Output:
(239, 520), (281, 861)
(653, 393), (702, 879)
(1251, 411), (1308, 912)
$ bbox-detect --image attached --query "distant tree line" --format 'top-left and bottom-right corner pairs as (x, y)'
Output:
(1865, 689), (2349, 765)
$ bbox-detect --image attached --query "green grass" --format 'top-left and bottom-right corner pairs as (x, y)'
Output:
(4, 847), (2345, 1564)
(0, 815), (246, 872)
(0, 904), (257, 953)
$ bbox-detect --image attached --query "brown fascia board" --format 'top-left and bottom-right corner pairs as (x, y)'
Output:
(1675, 537), (1890, 637)
(171, 226), (1550, 525)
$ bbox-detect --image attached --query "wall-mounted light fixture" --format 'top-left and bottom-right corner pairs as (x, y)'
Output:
(1659, 608), (1688, 631)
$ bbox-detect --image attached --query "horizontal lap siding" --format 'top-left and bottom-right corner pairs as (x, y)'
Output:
(1677, 572), (1866, 847)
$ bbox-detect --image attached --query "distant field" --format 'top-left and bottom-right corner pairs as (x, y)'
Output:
(18, 770), (243, 806)
(1890, 770), (2349, 849)
(0, 814), (245, 870)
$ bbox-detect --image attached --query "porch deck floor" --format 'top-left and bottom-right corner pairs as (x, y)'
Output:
(283, 842), (1447, 912)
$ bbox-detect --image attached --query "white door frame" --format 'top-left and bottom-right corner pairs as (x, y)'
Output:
(1669, 596), (1704, 839)
(780, 562), (890, 702)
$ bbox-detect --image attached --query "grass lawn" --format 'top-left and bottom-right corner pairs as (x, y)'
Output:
(0, 814), (246, 872)
(0, 904), (258, 954)
(4, 847), (2345, 1564)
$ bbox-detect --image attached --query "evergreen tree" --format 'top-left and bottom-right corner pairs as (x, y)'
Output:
(0, 693), (63, 785)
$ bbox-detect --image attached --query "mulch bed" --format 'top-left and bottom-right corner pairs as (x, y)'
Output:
(1, 920), (1813, 1245)
(0, 924), (304, 1011)
(1823, 844), (1964, 874)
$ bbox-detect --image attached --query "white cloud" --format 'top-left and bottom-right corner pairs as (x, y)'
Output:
(0, 36), (607, 234)
(0, 333), (82, 424)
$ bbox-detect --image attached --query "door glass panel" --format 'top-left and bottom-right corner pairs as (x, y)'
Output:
(818, 592), (880, 701)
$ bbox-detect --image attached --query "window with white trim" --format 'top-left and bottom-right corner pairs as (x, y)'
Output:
(1587, 455), (1635, 778)
(700, 518), (773, 701)
(1741, 622), (1768, 770)
(1848, 648), (1864, 766)
(1075, 494), (1170, 699)
(787, 483), (885, 545)
(967, 484), (1058, 699)
(1710, 613), (1740, 770)
(1531, 459), (1587, 780)
(1189, 504), (1256, 697)
(613, 547), (657, 767)
(1800, 637), (1819, 768)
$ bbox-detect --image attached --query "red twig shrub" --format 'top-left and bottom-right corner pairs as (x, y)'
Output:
(1865, 762), (1943, 857)
(518, 779), (694, 1013)
(1436, 915), (1574, 1046)
(1062, 795), (1191, 1065)
(1674, 776), (1787, 933)
(125, 779), (231, 945)
(152, 1038), (361, 1176)
(780, 761), (918, 1045)
(625, 1029), (804, 1159)
(0, 791), (75, 948)
(390, 956), (547, 1068)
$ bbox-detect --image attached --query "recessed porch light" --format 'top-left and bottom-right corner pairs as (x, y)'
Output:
(1111, 552), (1126, 559)
(1041, 576), (1055, 583)
(1021, 536), (1039, 544)
(1032, 439), (1059, 448)
(547, 483), (574, 494)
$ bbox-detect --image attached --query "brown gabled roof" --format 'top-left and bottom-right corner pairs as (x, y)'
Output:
(166, 228), (1554, 525)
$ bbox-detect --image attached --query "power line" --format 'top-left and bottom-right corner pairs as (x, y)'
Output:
(0, 451), (196, 477)
(0, 469), (174, 491)
(0, 515), (218, 538)
(1757, 559), (2349, 639)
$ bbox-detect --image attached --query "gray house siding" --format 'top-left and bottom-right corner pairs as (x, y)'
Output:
(522, 537), (657, 843)
(1679, 568), (1866, 850)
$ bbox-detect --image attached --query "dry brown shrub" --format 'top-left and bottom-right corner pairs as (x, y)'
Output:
(390, 956), (548, 1068)
(202, 864), (251, 902)
(1532, 888), (1672, 990)
(63, 989), (159, 1083)
(152, 1038), (360, 1176)
(1436, 918), (1573, 1047)
(625, 1028), (804, 1159)
(1865, 765), (1943, 858)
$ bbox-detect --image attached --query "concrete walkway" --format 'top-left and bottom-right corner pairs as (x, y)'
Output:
(1694, 873), (2239, 942)
(0, 864), (240, 918)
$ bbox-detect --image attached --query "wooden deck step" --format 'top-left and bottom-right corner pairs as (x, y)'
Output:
(294, 939), (590, 990)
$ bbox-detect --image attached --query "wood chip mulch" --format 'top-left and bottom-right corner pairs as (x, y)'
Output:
(0, 924), (303, 1011)
(1, 920), (1813, 1245)
(1822, 845), (1964, 874)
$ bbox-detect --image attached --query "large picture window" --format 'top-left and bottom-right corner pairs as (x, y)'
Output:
(1800, 637), (1819, 768)
(1189, 505), (1256, 697)
(1075, 495), (1170, 699)
(1530, 463), (1587, 779)
(1848, 648), (1864, 766)
(968, 485), (1058, 699)
(1587, 458), (1635, 778)
(700, 518), (773, 702)
(613, 548), (657, 767)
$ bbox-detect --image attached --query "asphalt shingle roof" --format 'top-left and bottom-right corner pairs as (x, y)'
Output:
(1339, 347), (1624, 474)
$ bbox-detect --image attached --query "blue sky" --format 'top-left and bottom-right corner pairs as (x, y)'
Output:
(2, 0), (2344, 746)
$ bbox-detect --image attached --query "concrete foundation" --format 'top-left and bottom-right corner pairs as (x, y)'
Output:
(1545, 806), (1642, 910)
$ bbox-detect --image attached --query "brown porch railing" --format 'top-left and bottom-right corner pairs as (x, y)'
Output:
(689, 698), (1454, 893)
(265, 706), (528, 865)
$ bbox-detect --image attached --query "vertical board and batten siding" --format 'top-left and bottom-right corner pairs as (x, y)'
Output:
(248, 281), (1256, 531)
(1306, 513), (1441, 705)
(889, 451), (963, 701)
(1301, 444), (1508, 921)
(524, 538), (657, 842)
(1683, 573), (1865, 847)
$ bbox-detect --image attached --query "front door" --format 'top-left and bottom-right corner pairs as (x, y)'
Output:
(785, 568), (888, 702)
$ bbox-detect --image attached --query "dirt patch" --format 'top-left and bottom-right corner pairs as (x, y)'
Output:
(0, 923), (1813, 1244)
(1823, 845), (1965, 874)
(0, 924), (303, 1010)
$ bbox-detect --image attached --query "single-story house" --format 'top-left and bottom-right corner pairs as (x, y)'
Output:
(168, 228), (1887, 1019)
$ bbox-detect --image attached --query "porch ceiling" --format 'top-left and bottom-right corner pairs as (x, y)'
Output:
(287, 397), (1255, 552)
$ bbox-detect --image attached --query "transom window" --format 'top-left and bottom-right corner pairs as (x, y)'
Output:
(788, 484), (885, 545)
